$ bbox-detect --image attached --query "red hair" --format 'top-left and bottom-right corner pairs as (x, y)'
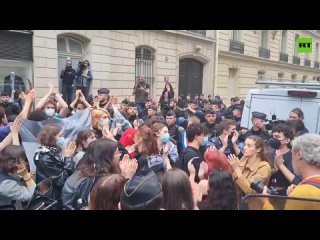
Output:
(204, 148), (233, 178)
(120, 128), (136, 158)
(135, 125), (159, 156)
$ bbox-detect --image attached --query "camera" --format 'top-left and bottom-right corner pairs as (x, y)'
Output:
(250, 179), (279, 195)
(78, 61), (86, 71)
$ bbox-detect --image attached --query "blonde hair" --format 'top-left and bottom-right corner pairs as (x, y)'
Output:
(188, 116), (200, 126)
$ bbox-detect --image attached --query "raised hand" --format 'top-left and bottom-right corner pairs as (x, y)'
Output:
(231, 130), (239, 144)
(222, 134), (229, 147)
(227, 154), (241, 170)
(125, 145), (136, 154)
(120, 155), (138, 179)
(187, 159), (196, 177)
(198, 161), (208, 180)
(64, 141), (77, 157)
(11, 114), (24, 135)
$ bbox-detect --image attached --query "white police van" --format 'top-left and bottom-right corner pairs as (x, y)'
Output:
(240, 78), (320, 134)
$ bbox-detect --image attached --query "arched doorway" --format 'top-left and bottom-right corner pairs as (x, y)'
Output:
(179, 58), (203, 97)
(57, 36), (85, 93)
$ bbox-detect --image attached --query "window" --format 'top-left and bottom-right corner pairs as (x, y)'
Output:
(228, 68), (237, 96)
(315, 42), (319, 62)
(294, 34), (300, 55)
(57, 37), (85, 92)
(232, 30), (240, 41)
(281, 30), (287, 53)
(261, 31), (269, 48)
(135, 46), (155, 96)
(187, 30), (206, 36)
(258, 70), (266, 80)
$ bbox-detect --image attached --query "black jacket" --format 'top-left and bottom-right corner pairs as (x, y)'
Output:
(201, 122), (218, 138)
(61, 171), (99, 210)
(0, 102), (21, 116)
(33, 146), (74, 201)
(168, 124), (183, 155)
(244, 128), (270, 141)
(60, 67), (76, 86)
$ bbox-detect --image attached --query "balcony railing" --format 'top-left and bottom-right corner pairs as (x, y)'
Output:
(229, 39), (245, 54)
(259, 47), (270, 59)
(279, 52), (288, 62)
(293, 56), (301, 65)
(304, 59), (311, 67)
(314, 61), (319, 68)
(187, 30), (206, 36)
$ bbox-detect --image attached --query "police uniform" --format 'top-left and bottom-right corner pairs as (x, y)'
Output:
(243, 111), (270, 141)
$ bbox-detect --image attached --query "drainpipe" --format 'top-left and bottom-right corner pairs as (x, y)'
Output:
(213, 30), (219, 97)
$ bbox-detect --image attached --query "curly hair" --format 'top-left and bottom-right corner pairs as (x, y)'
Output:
(207, 169), (238, 210)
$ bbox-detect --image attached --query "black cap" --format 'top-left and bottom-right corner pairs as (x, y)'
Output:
(97, 88), (110, 94)
(121, 99), (129, 104)
(233, 104), (243, 111)
(252, 111), (267, 121)
(121, 170), (162, 206)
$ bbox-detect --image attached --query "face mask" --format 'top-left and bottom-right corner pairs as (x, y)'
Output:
(99, 118), (110, 128)
(57, 137), (65, 148)
(162, 133), (170, 143)
(201, 136), (209, 146)
(45, 109), (55, 117)
(267, 138), (281, 150)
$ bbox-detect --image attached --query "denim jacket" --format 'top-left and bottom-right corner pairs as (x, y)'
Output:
(76, 68), (93, 88)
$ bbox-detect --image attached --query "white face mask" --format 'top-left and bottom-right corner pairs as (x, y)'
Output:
(45, 109), (55, 117)
(98, 118), (110, 128)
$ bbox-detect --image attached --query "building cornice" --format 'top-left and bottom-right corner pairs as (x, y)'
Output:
(307, 30), (320, 38)
(162, 30), (216, 43)
(219, 50), (320, 73)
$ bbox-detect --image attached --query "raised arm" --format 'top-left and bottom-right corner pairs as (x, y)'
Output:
(35, 83), (54, 109)
(70, 90), (81, 110)
(55, 92), (69, 118)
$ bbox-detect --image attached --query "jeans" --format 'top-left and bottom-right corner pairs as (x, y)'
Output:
(136, 103), (145, 118)
(62, 84), (74, 105)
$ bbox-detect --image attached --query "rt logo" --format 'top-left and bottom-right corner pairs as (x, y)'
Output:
(297, 38), (312, 53)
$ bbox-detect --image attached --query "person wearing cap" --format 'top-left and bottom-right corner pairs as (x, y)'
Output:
(0, 92), (21, 116)
(232, 104), (243, 131)
(226, 97), (240, 118)
(244, 111), (270, 141)
(97, 88), (110, 109)
(132, 75), (150, 118)
(120, 169), (163, 210)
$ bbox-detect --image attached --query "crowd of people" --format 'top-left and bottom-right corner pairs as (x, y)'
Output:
(0, 60), (320, 210)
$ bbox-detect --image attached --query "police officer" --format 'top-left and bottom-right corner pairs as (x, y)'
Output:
(243, 111), (270, 141)
(232, 104), (243, 131)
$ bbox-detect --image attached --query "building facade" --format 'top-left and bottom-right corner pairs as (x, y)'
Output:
(217, 30), (320, 102)
(0, 30), (217, 103)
